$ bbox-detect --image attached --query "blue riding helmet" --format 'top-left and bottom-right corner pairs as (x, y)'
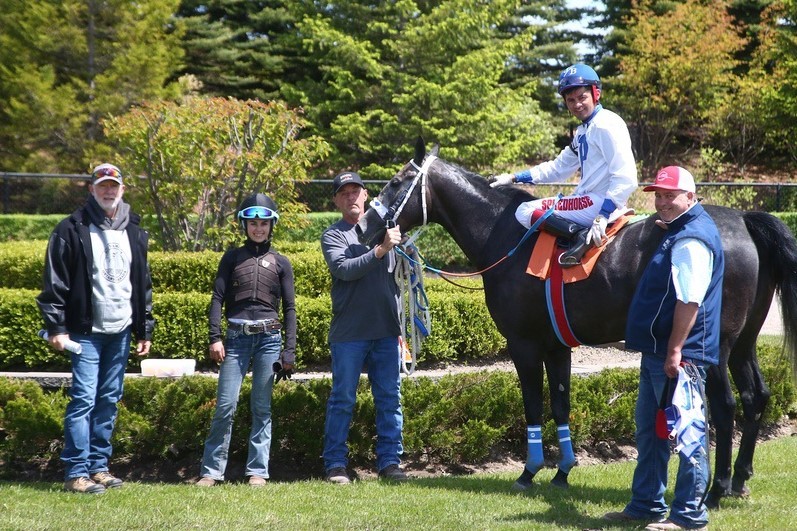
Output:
(237, 193), (279, 236)
(557, 64), (601, 95)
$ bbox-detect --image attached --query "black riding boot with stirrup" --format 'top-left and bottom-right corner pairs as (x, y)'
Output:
(538, 214), (591, 268)
(558, 228), (590, 268)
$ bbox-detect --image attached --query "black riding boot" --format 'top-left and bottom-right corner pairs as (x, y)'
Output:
(538, 214), (591, 268)
(540, 213), (582, 239)
(559, 228), (590, 268)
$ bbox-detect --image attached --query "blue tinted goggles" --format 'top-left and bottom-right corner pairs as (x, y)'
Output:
(238, 206), (279, 220)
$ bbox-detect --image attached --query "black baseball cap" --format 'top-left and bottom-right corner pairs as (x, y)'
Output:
(332, 171), (364, 195)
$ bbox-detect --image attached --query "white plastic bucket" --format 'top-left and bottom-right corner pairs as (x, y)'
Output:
(140, 359), (196, 377)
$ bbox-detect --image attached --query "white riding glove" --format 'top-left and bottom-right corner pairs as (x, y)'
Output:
(586, 216), (608, 246)
(490, 173), (516, 188)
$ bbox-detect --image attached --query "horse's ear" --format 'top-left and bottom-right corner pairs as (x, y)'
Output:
(430, 144), (440, 157)
(413, 137), (426, 166)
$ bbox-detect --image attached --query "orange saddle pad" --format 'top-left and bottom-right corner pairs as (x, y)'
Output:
(526, 214), (633, 283)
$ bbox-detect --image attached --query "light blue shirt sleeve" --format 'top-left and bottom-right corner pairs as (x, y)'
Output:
(671, 238), (713, 305)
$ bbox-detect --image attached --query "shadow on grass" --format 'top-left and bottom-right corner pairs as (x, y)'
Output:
(407, 472), (638, 529)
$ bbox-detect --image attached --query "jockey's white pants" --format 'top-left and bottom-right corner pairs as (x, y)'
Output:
(515, 193), (625, 229)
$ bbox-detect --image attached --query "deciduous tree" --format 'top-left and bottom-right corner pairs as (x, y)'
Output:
(105, 97), (329, 251)
(611, 0), (745, 174)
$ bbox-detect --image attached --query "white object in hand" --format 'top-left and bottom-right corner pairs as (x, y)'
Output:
(38, 329), (82, 354)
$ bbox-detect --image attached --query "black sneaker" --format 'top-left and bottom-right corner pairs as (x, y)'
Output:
(325, 467), (351, 484)
(378, 464), (409, 482)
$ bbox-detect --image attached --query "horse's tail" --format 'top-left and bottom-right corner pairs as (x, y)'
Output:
(744, 211), (797, 375)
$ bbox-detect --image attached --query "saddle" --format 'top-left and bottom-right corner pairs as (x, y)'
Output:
(526, 213), (638, 347)
(526, 213), (635, 283)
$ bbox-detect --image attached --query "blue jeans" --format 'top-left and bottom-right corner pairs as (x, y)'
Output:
(201, 329), (281, 480)
(62, 328), (132, 480)
(323, 337), (403, 472)
(625, 355), (709, 529)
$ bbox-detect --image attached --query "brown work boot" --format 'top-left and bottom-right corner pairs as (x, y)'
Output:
(248, 475), (267, 487)
(90, 471), (123, 489)
(195, 476), (216, 487)
(64, 476), (106, 494)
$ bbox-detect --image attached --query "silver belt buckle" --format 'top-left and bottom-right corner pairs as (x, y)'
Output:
(244, 323), (263, 335)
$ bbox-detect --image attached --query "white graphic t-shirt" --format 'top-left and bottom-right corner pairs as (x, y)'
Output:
(89, 225), (133, 334)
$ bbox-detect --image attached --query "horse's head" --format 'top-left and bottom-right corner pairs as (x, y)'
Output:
(356, 137), (439, 247)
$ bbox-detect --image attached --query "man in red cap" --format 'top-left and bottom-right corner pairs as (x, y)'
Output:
(604, 166), (724, 531)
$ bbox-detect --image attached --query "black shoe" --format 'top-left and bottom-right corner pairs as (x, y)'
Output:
(325, 467), (351, 484)
(378, 464), (409, 482)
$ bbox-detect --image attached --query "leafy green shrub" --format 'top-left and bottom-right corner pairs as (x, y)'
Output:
(280, 213), (338, 243)
(0, 215), (64, 241)
(0, 289), (69, 370)
(0, 240), (47, 290)
(402, 372), (524, 462)
(115, 376), (222, 459)
(744, 340), (797, 423)
(0, 378), (68, 460)
(1, 352), (795, 477)
(0, 288), (504, 370)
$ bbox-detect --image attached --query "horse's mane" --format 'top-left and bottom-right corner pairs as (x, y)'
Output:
(435, 157), (537, 204)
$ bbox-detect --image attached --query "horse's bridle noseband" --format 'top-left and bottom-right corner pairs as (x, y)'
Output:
(371, 155), (436, 228)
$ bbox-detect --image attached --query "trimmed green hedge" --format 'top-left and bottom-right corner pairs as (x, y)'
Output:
(0, 233), (465, 294)
(0, 288), (504, 371)
(0, 212), (471, 270)
(2, 342), (794, 478)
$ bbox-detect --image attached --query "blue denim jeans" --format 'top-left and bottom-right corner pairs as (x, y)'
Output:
(625, 355), (709, 529)
(201, 329), (281, 480)
(323, 337), (403, 472)
(62, 328), (132, 480)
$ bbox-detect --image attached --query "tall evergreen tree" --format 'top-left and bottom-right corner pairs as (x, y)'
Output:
(175, 0), (303, 101)
(0, 0), (184, 172)
(284, 0), (578, 177)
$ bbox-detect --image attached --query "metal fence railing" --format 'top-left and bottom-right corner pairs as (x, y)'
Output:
(3, 172), (797, 214)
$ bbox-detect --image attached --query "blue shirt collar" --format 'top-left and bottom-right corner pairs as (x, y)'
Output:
(583, 103), (603, 124)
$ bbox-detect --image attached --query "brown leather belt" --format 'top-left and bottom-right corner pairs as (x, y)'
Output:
(228, 320), (282, 335)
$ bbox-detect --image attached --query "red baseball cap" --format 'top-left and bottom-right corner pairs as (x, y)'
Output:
(643, 166), (696, 193)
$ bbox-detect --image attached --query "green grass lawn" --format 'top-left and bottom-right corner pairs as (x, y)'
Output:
(2, 436), (796, 530)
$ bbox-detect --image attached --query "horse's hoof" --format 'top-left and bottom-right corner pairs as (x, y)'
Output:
(731, 484), (751, 498)
(511, 467), (536, 491)
(550, 469), (569, 489)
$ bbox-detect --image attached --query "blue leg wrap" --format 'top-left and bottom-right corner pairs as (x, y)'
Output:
(557, 424), (576, 473)
(526, 425), (544, 474)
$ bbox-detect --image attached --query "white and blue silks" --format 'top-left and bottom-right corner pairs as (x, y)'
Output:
(666, 363), (708, 465)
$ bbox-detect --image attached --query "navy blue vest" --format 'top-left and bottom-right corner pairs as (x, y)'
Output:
(625, 203), (724, 365)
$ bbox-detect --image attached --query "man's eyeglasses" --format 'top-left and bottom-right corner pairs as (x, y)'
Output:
(238, 206), (279, 220)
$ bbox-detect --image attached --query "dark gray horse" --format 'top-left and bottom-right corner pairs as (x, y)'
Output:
(357, 139), (797, 506)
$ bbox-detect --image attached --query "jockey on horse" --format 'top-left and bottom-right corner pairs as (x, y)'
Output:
(491, 64), (638, 267)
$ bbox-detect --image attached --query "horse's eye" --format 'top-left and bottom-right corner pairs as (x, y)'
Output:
(390, 176), (403, 186)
